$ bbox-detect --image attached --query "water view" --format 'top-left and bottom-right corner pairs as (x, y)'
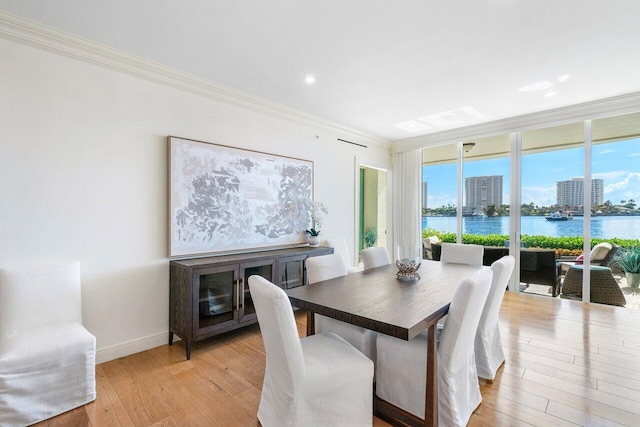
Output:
(422, 215), (640, 240)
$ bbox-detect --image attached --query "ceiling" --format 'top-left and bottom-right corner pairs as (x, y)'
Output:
(2, 1), (640, 142)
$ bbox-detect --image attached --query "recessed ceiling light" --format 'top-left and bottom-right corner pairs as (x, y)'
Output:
(544, 91), (558, 97)
(557, 74), (570, 83)
(518, 80), (554, 92)
(305, 75), (316, 84)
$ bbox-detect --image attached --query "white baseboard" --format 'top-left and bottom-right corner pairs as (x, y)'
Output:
(96, 331), (175, 364)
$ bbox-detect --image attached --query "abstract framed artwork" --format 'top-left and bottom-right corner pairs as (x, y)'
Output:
(168, 136), (314, 258)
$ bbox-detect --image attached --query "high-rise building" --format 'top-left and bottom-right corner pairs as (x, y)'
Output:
(422, 182), (428, 209)
(465, 175), (503, 210)
(556, 178), (604, 207)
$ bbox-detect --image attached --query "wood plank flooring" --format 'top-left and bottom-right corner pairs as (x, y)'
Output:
(35, 292), (640, 426)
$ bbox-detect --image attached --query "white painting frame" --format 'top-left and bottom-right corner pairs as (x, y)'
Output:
(169, 136), (314, 258)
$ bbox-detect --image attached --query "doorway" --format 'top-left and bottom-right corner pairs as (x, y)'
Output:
(355, 158), (392, 266)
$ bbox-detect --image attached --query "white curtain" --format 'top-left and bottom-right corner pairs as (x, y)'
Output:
(392, 149), (423, 255)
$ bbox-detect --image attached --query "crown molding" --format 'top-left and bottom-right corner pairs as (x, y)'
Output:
(393, 91), (640, 153)
(0, 10), (390, 150)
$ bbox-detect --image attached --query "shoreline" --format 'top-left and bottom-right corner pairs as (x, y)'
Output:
(422, 215), (640, 241)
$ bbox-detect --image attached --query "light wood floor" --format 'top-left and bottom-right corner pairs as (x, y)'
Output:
(35, 292), (640, 426)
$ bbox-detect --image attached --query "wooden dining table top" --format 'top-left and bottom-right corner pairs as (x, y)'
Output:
(286, 259), (486, 340)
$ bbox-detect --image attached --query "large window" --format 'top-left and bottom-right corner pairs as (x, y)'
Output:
(462, 134), (510, 237)
(422, 144), (458, 235)
(420, 112), (640, 308)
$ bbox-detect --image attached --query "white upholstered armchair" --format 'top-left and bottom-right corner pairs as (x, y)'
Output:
(0, 261), (96, 426)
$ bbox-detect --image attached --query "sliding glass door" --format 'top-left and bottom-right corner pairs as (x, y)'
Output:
(522, 123), (584, 297)
(591, 113), (640, 306)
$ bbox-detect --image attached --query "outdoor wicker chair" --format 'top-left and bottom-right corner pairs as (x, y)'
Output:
(560, 265), (626, 307)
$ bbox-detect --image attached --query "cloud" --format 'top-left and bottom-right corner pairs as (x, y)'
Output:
(597, 149), (615, 155)
(521, 185), (556, 206)
(427, 194), (456, 208)
(603, 171), (640, 195)
(593, 170), (628, 181)
(599, 172), (640, 204)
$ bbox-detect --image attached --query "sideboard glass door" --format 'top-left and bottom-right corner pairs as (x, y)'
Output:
(279, 255), (307, 289)
(196, 265), (238, 333)
(240, 259), (276, 322)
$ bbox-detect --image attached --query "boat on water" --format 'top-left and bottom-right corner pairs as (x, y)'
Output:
(545, 211), (573, 221)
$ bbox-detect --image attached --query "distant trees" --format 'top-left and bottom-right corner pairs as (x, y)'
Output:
(596, 199), (638, 215)
(520, 203), (552, 216)
(422, 200), (639, 217)
(422, 204), (457, 216)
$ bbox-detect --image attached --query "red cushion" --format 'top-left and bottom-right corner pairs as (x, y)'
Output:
(574, 254), (584, 264)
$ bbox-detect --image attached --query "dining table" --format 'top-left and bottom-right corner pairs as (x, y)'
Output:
(285, 259), (486, 427)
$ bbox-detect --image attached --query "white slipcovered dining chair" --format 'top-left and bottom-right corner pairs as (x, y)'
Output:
(361, 246), (391, 270)
(306, 252), (348, 285)
(0, 261), (96, 426)
(375, 268), (492, 426)
(440, 242), (484, 266)
(324, 238), (364, 273)
(248, 275), (373, 427)
(475, 255), (515, 381)
(306, 253), (376, 362)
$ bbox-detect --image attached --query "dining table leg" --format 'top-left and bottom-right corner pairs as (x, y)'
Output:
(424, 322), (438, 427)
(306, 311), (315, 336)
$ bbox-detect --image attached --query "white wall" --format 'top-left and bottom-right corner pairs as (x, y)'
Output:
(0, 37), (391, 362)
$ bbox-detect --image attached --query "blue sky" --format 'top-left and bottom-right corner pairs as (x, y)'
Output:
(423, 138), (640, 208)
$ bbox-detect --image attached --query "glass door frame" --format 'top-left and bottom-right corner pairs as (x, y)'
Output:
(582, 120), (593, 301)
(508, 132), (522, 292)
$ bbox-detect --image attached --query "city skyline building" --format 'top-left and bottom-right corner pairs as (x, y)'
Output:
(556, 178), (603, 207)
(465, 175), (503, 211)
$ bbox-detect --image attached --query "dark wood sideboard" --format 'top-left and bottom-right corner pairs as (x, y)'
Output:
(169, 246), (333, 359)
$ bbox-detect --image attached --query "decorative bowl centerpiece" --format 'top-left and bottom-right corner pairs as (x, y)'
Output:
(395, 244), (421, 281)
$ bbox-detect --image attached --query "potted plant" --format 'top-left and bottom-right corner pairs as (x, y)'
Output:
(306, 201), (327, 247)
(363, 228), (377, 248)
(615, 246), (640, 288)
(305, 227), (321, 247)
